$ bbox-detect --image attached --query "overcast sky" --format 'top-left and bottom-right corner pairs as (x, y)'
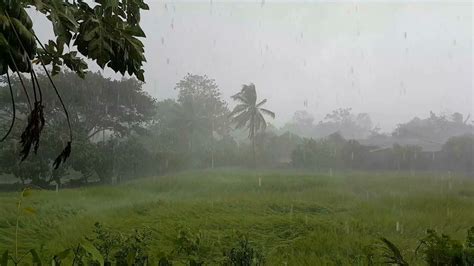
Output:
(34, 1), (473, 131)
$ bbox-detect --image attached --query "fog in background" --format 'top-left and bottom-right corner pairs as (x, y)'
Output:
(33, 1), (473, 131)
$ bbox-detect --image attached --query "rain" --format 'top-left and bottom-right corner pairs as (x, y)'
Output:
(0, 1), (472, 265)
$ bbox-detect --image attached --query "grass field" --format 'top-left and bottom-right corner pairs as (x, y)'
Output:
(1, 169), (474, 265)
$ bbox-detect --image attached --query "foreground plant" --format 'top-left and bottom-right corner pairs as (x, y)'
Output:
(0, 188), (42, 266)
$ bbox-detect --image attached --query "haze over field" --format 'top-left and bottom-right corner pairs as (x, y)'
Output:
(2, 1), (474, 265)
(31, 1), (473, 131)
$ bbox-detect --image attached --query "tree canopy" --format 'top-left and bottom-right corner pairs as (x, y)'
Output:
(0, 71), (155, 185)
(0, 0), (149, 168)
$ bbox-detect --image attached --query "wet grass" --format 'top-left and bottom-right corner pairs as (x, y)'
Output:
(1, 169), (473, 264)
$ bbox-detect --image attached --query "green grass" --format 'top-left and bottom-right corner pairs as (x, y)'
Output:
(1, 169), (474, 265)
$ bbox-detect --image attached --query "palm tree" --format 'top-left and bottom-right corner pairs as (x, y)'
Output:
(230, 83), (275, 167)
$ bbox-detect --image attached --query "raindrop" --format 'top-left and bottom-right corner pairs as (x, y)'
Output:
(161, 37), (165, 45)
(260, 0), (265, 7)
(404, 32), (407, 39)
(164, 3), (167, 10)
(350, 66), (354, 74)
(170, 19), (174, 30)
(453, 39), (457, 46)
(166, 58), (170, 64)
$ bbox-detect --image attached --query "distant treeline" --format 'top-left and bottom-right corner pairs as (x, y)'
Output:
(0, 72), (472, 187)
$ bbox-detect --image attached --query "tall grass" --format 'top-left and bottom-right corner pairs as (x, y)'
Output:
(1, 169), (473, 264)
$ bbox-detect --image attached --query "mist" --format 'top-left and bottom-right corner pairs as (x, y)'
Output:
(1, 1), (473, 265)
(138, 1), (472, 131)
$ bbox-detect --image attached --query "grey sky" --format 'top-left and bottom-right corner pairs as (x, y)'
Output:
(34, 1), (473, 132)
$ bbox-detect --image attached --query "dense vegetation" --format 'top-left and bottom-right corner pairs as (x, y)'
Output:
(1, 71), (472, 187)
(2, 1), (471, 265)
(1, 170), (474, 265)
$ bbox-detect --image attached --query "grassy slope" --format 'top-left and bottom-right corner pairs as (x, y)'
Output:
(1, 169), (473, 265)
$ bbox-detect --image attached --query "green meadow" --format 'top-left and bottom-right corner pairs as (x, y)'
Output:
(1, 169), (473, 265)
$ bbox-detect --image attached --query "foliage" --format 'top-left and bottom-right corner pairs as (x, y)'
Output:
(415, 229), (474, 266)
(0, 0), (149, 170)
(230, 83), (275, 167)
(282, 108), (373, 139)
(173, 229), (218, 265)
(378, 238), (408, 265)
(87, 222), (151, 265)
(147, 74), (231, 169)
(442, 134), (474, 173)
(0, 72), (155, 185)
(223, 233), (265, 266)
(0, 0), (149, 80)
(2, 170), (474, 264)
(393, 111), (473, 145)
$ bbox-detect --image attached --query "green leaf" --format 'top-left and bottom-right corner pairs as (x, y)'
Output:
(80, 242), (103, 265)
(30, 249), (42, 266)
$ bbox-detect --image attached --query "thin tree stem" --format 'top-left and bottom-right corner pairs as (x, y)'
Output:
(1, 71), (16, 142)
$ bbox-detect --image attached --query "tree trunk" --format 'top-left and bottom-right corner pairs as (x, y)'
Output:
(252, 129), (256, 169)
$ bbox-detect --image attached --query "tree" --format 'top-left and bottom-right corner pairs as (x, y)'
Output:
(0, 71), (155, 185)
(441, 134), (474, 174)
(230, 83), (275, 168)
(393, 111), (473, 145)
(147, 74), (231, 169)
(0, 0), (149, 167)
(281, 110), (315, 138)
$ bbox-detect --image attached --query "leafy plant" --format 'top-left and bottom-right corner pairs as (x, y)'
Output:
(0, 188), (44, 266)
(87, 222), (119, 265)
(378, 237), (408, 266)
(174, 229), (217, 265)
(223, 233), (265, 266)
(416, 229), (464, 265)
(86, 223), (151, 265)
